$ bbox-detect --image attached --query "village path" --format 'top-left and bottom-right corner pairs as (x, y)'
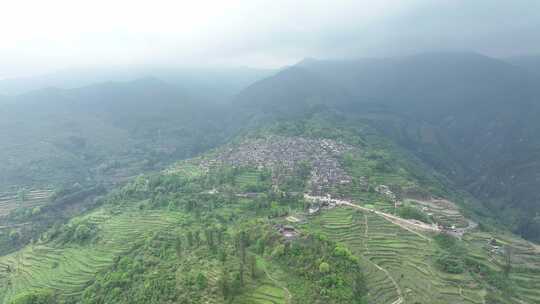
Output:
(304, 194), (407, 304)
(304, 194), (438, 241)
(343, 201), (434, 242)
(365, 257), (403, 304)
(362, 218), (403, 304)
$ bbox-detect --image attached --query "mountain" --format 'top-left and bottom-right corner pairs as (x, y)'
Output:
(0, 66), (274, 102)
(236, 52), (540, 241)
(504, 55), (540, 75)
(299, 52), (540, 117)
(0, 78), (235, 190)
(1, 52), (540, 304)
(234, 66), (352, 120)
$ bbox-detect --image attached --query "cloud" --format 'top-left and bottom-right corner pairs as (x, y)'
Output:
(0, 0), (539, 78)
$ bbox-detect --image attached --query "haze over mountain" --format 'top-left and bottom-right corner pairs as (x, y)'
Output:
(0, 66), (274, 102)
(504, 55), (540, 75)
(233, 51), (540, 241)
(2, 1), (540, 304)
(0, 78), (237, 189)
(3, 51), (540, 243)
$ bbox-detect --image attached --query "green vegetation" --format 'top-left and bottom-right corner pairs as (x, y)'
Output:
(0, 147), (366, 303)
(9, 291), (54, 304)
(434, 234), (466, 274)
(397, 204), (432, 224)
(0, 116), (539, 304)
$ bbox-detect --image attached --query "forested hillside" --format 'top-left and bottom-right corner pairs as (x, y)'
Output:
(234, 52), (540, 242)
(0, 78), (236, 190)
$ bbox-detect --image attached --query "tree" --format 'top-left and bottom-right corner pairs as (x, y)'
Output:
(194, 230), (201, 247)
(205, 228), (215, 249)
(31, 207), (41, 216)
(236, 230), (247, 263)
(10, 290), (54, 304)
(218, 248), (227, 263)
(271, 244), (285, 258)
(196, 273), (208, 290)
(186, 231), (194, 247)
(319, 262), (330, 274)
(73, 222), (96, 242)
(352, 271), (367, 300)
(175, 236), (182, 259)
(239, 262), (245, 286)
(216, 226), (225, 245)
(17, 188), (26, 204)
(247, 253), (257, 279)
(255, 238), (266, 255)
(503, 245), (513, 277)
(9, 230), (21, 245)
(218, 268), (231, 300)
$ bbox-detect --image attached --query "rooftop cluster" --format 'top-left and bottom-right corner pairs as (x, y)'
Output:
(203, 136), (354, 195)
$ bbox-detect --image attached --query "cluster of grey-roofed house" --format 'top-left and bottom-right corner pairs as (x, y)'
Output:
(194, 136), (359, 240)
(194, 135), (477, 241)
(200, 136), (354, 195)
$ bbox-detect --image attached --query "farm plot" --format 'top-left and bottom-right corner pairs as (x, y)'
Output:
(238, 279), (286, 304)
(164, 161), (205, 179)
(0, 188), (53, 217)
(464, 232), (540, 304)
(311, 207), (484, 304)
(235, 170), (260, 188)
(405, 198), (469, 228)
(0, 207), (185, 303)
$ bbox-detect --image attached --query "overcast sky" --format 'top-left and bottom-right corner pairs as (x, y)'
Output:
(1, 0), (539, 78)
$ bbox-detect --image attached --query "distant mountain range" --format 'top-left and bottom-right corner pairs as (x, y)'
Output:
(505, 55), (540, 75)
(0, 66), (275, 102)
(0, 78), (237, 189)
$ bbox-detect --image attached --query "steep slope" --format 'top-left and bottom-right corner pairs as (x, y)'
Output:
(0, 78), (233, 190)
(504, 55), (540, 75)
(243, 52), (540, 241)
(235, 66), (351, 117)
(300, 52), (540, 117)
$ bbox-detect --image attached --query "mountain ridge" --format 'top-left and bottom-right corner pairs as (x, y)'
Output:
(231, 51), (540, 241)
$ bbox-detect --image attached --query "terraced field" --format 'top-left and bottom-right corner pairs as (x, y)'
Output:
(238, 279), (286, 304)
(236, 257), (288, 304)
(310, 207), (485, 304)
(405, 198), (469, 228)
(164, 161), (205, 179)
(0, 188), (53, 217)
(235, 170), (260, 188)
(0, 207), (185, 303)
(464, 232), (540, 304)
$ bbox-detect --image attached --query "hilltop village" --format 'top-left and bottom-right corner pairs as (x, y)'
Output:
(187, 136), (477, 237)
(201, 136), (354, 195)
